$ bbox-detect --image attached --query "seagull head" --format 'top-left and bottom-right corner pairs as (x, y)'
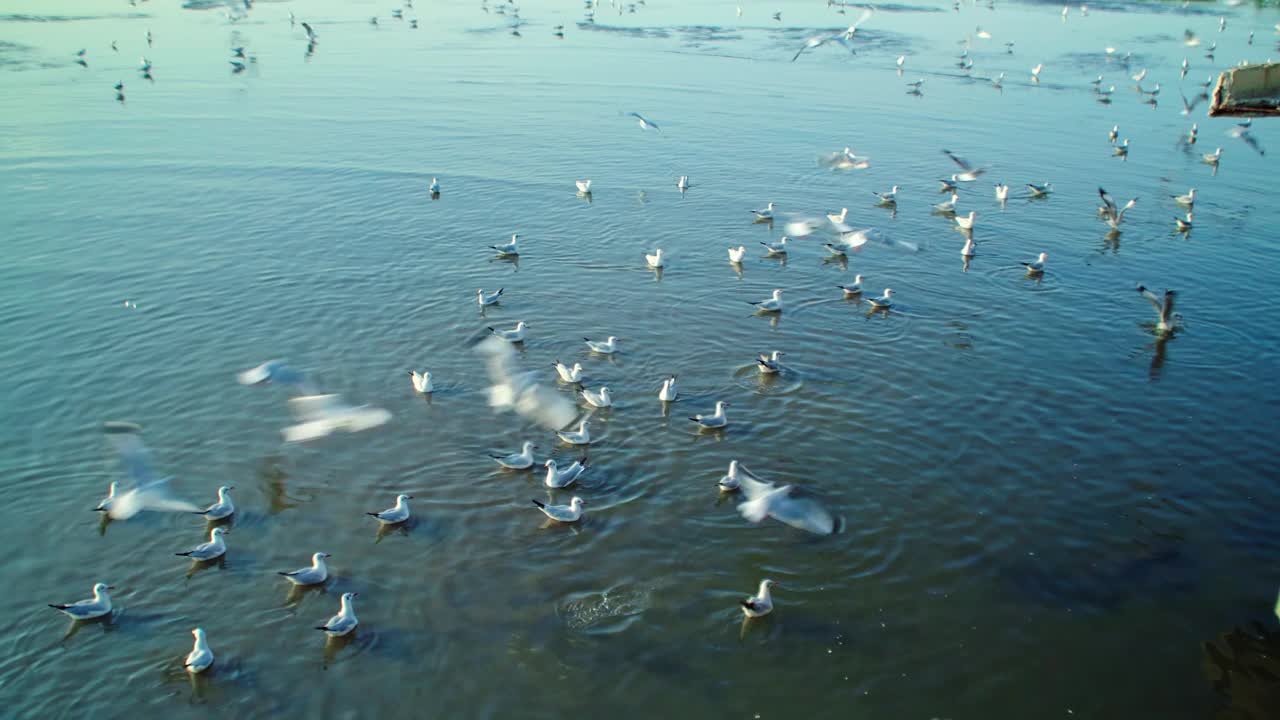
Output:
(93, 583), (114, 596)
(218, 485), (234, 497)
(397, 494), (413, 502)
(544, 458), (557, 469)
(883, 288), (894, 298)
(313, 552), (331, 564)
(1038, 252), (1048, 262)
(523, 442), (537, 452)
(854, 274), (863, 284)
(570, 497), (585, 509)
(772, 288), (783, 298)
(192, 628), (206, 640)
(341, 592), (358, 606)
(760, 579), (777, 592)
(211, 527), (227, 539)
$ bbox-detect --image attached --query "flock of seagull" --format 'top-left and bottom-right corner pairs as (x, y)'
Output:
(50, 0), (1275, 678)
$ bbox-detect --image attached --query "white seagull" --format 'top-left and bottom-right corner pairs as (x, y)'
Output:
(934, 193), (959, 212)
(1137, 286), (1178, 335)
(751, 202), (776, 221)
(557, 419), (591, 445)
(955, 211), (977, 230)
(689, 401), (729, 429)
(193, 485), (235, 520)
(490, 441), (537, 469)
(543, 458), (588, 488)
(718, 460), (750, 492)
(553, 360), (584, 383)
(728, 245), (747, 263)
(477, 288), (504, 306)
(409, 370), (434, 394)
(490, 234), (519, 256)
(1173, 188), (1195, 207)
(827, 207), (848, 225)
(1098, 188), (1138, 229)
(740, 579), (777, 618)
(1021, 252), (1048, 273)
(659, 375), (678, 402)
(994, 183), (1009, 202)
(316, 593), (359, 637)
(99, 422), (199, 520)
(760, 237), (788, 256)
(584, 336), (619, 354)
(367, 495), (412, 524)
(873, 186), (899, 204)
(749, 289), (783, 312)
(283, 394), (392, 443)
(627, 112), (660, 131)
(867, 288), (894, 308)
(1202, 147), (1222, 165)
(531, 496), (585, 523)
(185, 628), (214, 674)
(581, 386), (612, 408)
(839, 275), (864, 296)
(176, 527), (228, 561)
(757, 351), (784, 374)
(575, 179), (592, 194)
(1031, 63), (1043, 80)
(677, 175), (690, 191)
(278, 552), (330, 586)
(645, 249), (665, 268)
(943, 150), (986, 181)
(488, 321), (528, 343)
(49, 583), (114, 620)
(735, 467), (842, 535)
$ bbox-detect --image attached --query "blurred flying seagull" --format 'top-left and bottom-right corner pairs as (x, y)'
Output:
(98, 422), (199, 520)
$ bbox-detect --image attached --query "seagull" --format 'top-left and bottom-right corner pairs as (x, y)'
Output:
(175, 527), (227, 561)
(677, 175), (690, 191)
(1098, 188), (1138, 229)
(193, 486), (235, 520)
(991, 72), (1005, 88)
(728, 245), (747, 263)
(1202, 147), (1222, 166)
(1031, 63), (1043, 81)
(867, 288), (894, 308)
(658, 375), (678, 402)
(557, 419), (591, 445)
(734, 466), (842, 535)
(1021, 252), (1048, 273)
(1090, 75), (1103, 86)
(1186, 123), (1198, 145)
(645, 249), (665, 268)
(1027, 182), (1052, 197)
(491, 442), (537, 469)
(531, 497), (585, 523)
(490, 234), (519, 256)
(1228, 123), (1266, 155)
(488, 321), (528, 343)
(584, 336), (619, 354)
(934, 193), (959, 212)
(751, 202), (776, 221)
(429, 177), (440, 193)
(543, 458), (587, 488)
(1173, 188), (1196, 207)
(236, 359), (316, 392)
(757, 351), (784, 374)
(873, 186), (899, 204)
(1140, 82), (1161, 97)
(689, 401), (729, 429)
(1174, 212), (1193, 232)
(1113, 139), (1129, 158)
(1136, 286), (1177, 335)
(316, 593), (359, 637)
(1132, 68), (1147, 83)
(477, 288), (504, 306)
(1181, 57), (1189, 77)
(49, 583), (114, 620)
(581, 386), (612, 408)
(576, 179), (592, 193)
(278, 552), (330, 586)
(749, 289), (783, 312)
(740, 579), (776, 618)
(839, 275), (864, 296)
(409, 370), (434, 394)
(627, 112), (660, 131)
(113, 81), (124, 91)
(553, 360), (584, 383)
(975, 26), (992, 39)
(1109, 125), (1119, 142)
(99, 422), (199, 520)
(961, 235), (976, 257)
(760, 237), (788, 256)
(367, 495), (412, 524)
(138, 57), (152, 73)
(827, 207), (849, 225)
(942, 149), (986, 181)
(185, 629), (214, 674)
(954, 211), (977, 230)
(232, 46), (246, 58)
(718, 460), (760, 492)
(906, 79), (924, 89)
(823, 243), (847, 257)
(896, 55), (905, 68)
(994, 183), (1009, 202)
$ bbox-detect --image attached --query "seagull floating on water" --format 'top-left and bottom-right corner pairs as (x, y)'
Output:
(557, 419), (591, 445)
(531, 497), (585, 523)
(827, 207), (848, 225)
(760, 237), (788, 256)
(658, 375), (678, 402)
(1027, 182), (1052, 197)
(1113, 138), (1129, 158)
(490, 234), (519, 256)
(367, 495), (412, 524)
(543, 458), (587, 488)
(279, 552), (330, 586)
(428, 177), (440, 193)
(409, 370), (434, 394)
(749, 289), (783, 312)
(491, 442), (537, 469)
(193, 486), (235, 520)
(689, 401), (729, 429)
(1031, 63), (1043, 81)
(185, 629), (214, 674)
(954, 211), (977, 230)
(1173, 188), (1196, 207)
(316, 593), (359, 636)
(751, 202), (776, 221)
(867, 288), (894, 308)
(553, 360), (584, 383)
(934, 193), (959, 212)
(49, 583), (114, 620)
(581, 386), (612, 408)
(824, 242), (847, 257)
(728, 245), (746, 263)
(873, 186), (899, 205)
(756, 351), (784, 374)
(677, 175), (689, 191)
(477, 288), (503, 307)
(176, 527), (227, 561)
(488, 321), (528, 343)
(576, 179), (592, 194)
(994, 183), (1009, 202)
(1021, 252), (1048, 274)
(839, 275), (864, 296)
(584, 336), (619, 354)
(645, 249), (665, 268)
(740, 579), (776, 618)
(718, 460), (756, 492)
(1202, 147), (1222, 166)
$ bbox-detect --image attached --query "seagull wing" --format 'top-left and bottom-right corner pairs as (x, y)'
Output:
(103, 421), (158, 487)
(766, 491), (841, 535)
(735, 471), (776, 500)
(478, 336), (576, 430)
(1137, 287), (1163, 312)
(942, 149), (974, 171)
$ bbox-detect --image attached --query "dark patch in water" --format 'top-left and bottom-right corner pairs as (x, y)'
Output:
(0, 13), (149, 22)
(1002, 544), (1198, 611)
(1203, 621), (1280, 719)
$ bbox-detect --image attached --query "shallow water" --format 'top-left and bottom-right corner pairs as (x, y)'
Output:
(2, 0), (1279, 718)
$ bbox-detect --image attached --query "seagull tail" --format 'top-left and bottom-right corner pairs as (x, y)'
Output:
(49, 604), (68, 610)
(276, 571), (291, 576)
(531, 499), (546, 509)
(365, 512), (380, 517)
(191, 509), (210, 515)
(314, 626), (330, 631)
(496, 288), (504, 296)
(175, 552), (192, 557)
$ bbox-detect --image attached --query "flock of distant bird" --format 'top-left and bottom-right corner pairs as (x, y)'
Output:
(52, 0), (1273, 675)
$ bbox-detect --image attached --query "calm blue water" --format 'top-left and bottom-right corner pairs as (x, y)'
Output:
(2, 1), (1279, 718)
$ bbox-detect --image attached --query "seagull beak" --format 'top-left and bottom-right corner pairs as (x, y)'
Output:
(106, 586), (116, 590)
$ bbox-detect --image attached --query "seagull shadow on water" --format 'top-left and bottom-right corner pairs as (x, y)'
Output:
(374, 517), (414, 544)
(321, 632), (362, 669)
(822, 255), (849, 272)
(490, 254), (519, 272)
(185, 555), (228, 580)
(58, 612), (116, 643)
(285, 581), (330, 607)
